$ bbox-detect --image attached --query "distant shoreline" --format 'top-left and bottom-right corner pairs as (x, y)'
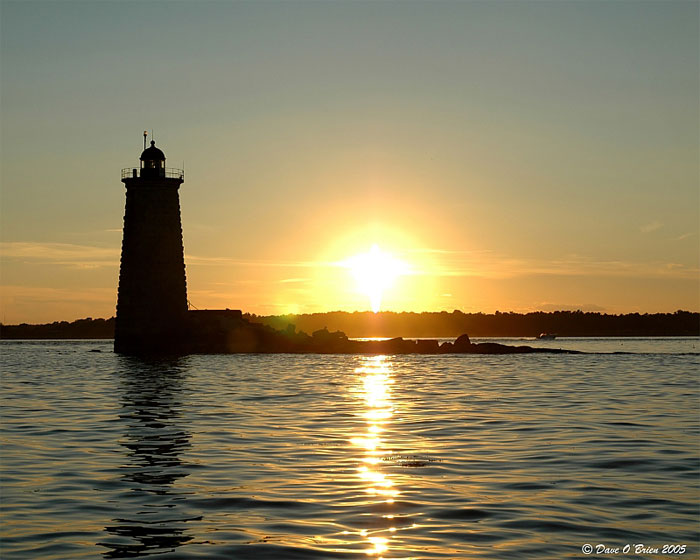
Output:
(1, 310), (697, 340)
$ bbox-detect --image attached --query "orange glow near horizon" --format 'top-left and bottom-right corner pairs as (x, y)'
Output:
(341, 244), (411, 313)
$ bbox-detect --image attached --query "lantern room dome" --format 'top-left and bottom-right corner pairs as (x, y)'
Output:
(140, 140), (165, 162)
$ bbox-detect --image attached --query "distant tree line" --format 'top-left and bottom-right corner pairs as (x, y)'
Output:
(247, 310), (700, 338)
(0, 311), (697, 339)
(0, 317), (115, 339)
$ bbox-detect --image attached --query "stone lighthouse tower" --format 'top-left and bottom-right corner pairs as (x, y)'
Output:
(115, 136), (188, 354)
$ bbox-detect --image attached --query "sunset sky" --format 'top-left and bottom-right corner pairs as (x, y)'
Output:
(1, 0), (698, 324)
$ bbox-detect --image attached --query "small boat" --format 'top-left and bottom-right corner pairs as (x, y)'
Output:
(536, 333), (557, 340)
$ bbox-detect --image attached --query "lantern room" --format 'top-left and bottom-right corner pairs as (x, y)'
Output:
(140, 140), (166, 177)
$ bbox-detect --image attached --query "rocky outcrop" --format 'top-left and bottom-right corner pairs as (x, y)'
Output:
(171, 311), (580, 355)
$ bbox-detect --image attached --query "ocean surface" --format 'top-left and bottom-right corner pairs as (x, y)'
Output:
(1, 338), (698, 559)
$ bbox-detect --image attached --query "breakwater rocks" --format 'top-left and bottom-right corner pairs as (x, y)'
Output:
(307, 332), (578, 355)
(182, 313), (580, 355)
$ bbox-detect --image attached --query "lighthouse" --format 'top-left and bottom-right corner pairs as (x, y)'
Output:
(115, 136), (188, 354)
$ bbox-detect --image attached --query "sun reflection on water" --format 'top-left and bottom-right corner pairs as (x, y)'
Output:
(351, 355), (399, 558)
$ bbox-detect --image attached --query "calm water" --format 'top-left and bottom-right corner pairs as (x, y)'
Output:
(1, 339), (698, 559)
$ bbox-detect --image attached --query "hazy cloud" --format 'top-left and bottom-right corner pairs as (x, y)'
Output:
(3, 242), (696, 284)
(402, 248), (698, 280)
(0, 284), (114, 303)
(0, 242), (331, 271)
(0, 242), (119, 268)
(640, 220), (663, 233)
(184, 254), (330, 268)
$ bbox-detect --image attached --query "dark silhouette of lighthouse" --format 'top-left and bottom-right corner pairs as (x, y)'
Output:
(115, 136), (188, 354)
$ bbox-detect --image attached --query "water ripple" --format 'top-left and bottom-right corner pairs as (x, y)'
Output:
(1, 340), (698, 559)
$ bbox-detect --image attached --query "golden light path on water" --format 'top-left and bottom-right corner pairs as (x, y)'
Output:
(3, 343), (699, 559)
(350, 355), (412, 559)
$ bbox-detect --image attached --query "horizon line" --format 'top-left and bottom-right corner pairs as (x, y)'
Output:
(3, 308), (698, 327)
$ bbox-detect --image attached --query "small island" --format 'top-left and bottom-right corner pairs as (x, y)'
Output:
(185, 310), (580, 355)
(1, 311), (581, 355)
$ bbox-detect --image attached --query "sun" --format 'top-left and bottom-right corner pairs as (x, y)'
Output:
(342, 244), (409, 313)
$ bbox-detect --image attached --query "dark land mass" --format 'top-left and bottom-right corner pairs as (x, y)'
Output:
(184, 312), (578, 354)
(0, 317), (115, 339)
(0, 312), (576, 355)
(1, 310), (697, 355)
(252, 310), (700, 338)
(1, 310), (697, 341)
